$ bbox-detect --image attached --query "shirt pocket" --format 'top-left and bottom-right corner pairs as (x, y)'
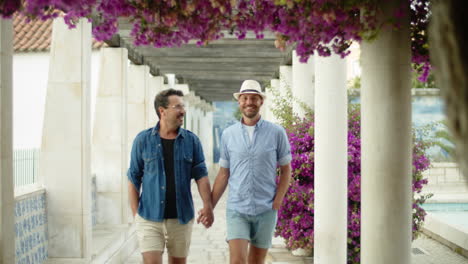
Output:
(142, 150), (159, 175)
(180, 142), (194, 176)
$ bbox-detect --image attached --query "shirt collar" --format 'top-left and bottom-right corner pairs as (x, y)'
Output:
(239, 116), (264, 129)
(151, 122), (185, 138)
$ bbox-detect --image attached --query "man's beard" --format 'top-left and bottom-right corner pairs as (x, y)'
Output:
(173, 114), (184, 127)
(242, 107), (259, 118)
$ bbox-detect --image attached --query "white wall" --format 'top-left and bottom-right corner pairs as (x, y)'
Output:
(346, 42), (361, 80)
(13, 51), (101, 148)
(422, 162), (468, 202)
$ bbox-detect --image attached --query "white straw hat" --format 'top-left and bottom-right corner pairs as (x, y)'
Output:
(233, 80), (266, 100)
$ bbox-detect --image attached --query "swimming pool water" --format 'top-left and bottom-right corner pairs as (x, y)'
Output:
(422, 203), (468, 211)
(422, 203), (468, 232)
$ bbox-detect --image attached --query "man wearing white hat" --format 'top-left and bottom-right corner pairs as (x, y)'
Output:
(200, 80), (292, 263)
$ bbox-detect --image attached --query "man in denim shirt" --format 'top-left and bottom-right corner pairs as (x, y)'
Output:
(204, 80), (292, 264)
(128, 89), (213, 264)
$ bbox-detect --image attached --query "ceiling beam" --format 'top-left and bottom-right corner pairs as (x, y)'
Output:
(126, 41), (285, 58)
(104, 25), (293, 101)
(145, 64), (277, 74)
(177, 72), (273, 82)
(144, 56), (282, 63)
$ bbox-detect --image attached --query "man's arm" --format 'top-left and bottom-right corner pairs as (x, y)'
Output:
(128, 181), (139, 217)
(197, 167), (229, 225)
(272, 163), (292, 210)
(127, 134), (144, 218)
(211, 167), (230, 209)
(195, 176), (214, 227)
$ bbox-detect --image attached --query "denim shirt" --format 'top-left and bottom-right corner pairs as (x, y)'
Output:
(219, 118), (292, 216)
(127, 123), (208, 224)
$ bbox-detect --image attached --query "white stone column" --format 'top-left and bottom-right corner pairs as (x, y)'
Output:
(204, 106), (214, 172)
(292, 50), (315, 116)
(127, 63), (148, 224)
(198, 103), (206, 156)
(128, 64), (149, 145)
(0, 18), (14, 264)
(146, 75), (164, 128)
(271, 65), (292, 125)
(187, 91), (200, 133)
(263, 79), (279, 123)
(190, 103), (197, 134)
(41, 18), (92, 259)
(197, 100), (214, 170)
(361, 1), (412, 264)
(199, 101), (206, 133)
(314, 54), (347, 264)
(193, 101), (202, 136)
(92, 47), (129, 225)
(175, 84), (190, 95)
(175, 84), (190, 130)
(279, 65), (292, 95)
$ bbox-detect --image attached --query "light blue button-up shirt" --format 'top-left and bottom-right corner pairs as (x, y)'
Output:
(219, 118), (292, 216)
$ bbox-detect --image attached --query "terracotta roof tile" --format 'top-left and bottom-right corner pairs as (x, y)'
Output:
(14, 13), (107, 53)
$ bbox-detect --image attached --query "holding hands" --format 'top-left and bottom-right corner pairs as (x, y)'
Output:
(197, 206), (214, 228)
(195, 176), (214, 228)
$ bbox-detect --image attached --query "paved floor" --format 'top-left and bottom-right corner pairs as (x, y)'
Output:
(125, 182), (468, 264)
(412, 236), (468, 264)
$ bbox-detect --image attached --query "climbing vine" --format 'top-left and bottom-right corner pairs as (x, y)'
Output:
(1, 0), (430, 80)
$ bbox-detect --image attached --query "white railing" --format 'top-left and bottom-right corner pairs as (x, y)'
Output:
(13, 148), (40, 188)
(421, 162), (468, 203)
(423, 162), (467, 188)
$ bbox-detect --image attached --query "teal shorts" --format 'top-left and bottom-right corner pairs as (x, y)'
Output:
(226, 208), (278, 249)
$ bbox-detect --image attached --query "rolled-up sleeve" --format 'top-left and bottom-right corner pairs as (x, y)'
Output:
(128, 134), (144, 191)
(219, 132), (230, 168)
(192, 136), (208, 180)
(277, 128), (292, 166)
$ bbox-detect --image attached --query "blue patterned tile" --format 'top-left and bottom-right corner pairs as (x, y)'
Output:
(24, 237), (28, 253)
(15, 193), (48, 264)
(23, 224), (27, 237)
(21, 240), (25, 255)
(16, 242), (20, 257)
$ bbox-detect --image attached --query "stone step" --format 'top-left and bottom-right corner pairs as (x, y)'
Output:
(44, 224), (137, 264)
(91, 224), (138, 264)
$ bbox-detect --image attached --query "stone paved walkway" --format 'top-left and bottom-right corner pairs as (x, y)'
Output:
(124, 181), (468, 264)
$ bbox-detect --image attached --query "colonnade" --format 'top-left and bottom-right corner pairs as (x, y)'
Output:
(1, 2), (414, 262)
(1, 18), (214, 261)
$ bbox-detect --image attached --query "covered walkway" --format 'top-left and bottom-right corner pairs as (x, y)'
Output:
(124, 175), (313, 264)
(124, 177), (468, 264)
(2, 2), (468, 263)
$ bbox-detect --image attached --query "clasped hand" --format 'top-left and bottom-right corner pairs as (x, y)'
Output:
(197, 207), (214, 228)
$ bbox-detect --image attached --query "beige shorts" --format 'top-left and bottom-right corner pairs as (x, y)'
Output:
(135, 214), (193, 257)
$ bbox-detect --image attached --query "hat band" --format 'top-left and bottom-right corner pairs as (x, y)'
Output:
(240, 89), (260, 94)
